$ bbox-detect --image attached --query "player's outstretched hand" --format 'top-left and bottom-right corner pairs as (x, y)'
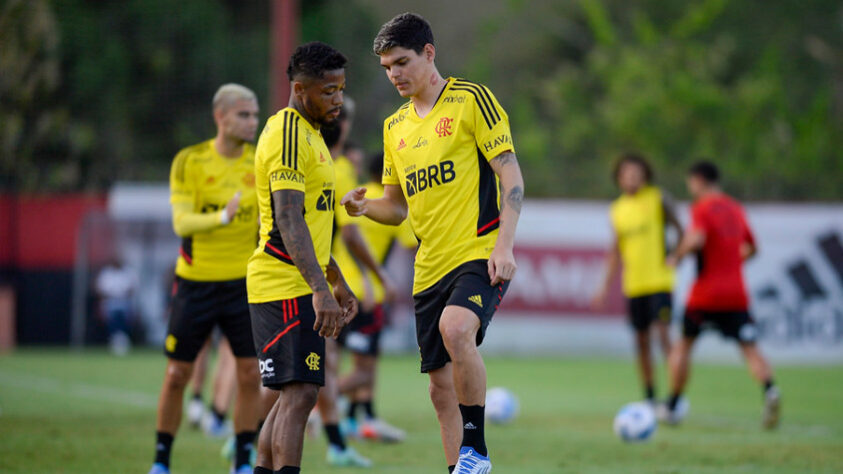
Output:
(340, 187), (368, 217)
(223, 191), (242, 224)
(665, 253), (680, 268)
(312, 289), (344, 339)
(334, 283), (359, 326)
(488, 245), (517, 286)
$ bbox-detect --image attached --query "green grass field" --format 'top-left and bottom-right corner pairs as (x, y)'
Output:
(0, 349), (841, 473)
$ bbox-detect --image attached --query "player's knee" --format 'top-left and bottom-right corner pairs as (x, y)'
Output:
(164, 361), (192, 390)
(439, 318), (476, 351)
(283, 384), (319, 414)
(428, 378), (453, 408)
(237, 360), (261, 387)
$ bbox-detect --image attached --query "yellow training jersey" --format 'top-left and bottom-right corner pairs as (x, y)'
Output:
(333, 181), (417, 303)
(169, 139), (258, 281)
(610, 185), (674, 297)
(247, 108), (335, 303)
(382, 77), (514, 294)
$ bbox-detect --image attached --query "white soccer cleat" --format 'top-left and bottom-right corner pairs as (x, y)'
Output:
(454, 447), (491, 474)
(763, 387), (781, 430)
(326, 445), (373, 467)
(359, 418), (406, 443)
(186, 398), (205, 429)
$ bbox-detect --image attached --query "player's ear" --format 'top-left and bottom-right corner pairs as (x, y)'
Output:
(292, 80), (305, 97)
(424, 43), (435, 63)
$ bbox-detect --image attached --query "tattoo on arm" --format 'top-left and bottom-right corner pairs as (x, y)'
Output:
(506, 185), (523, 214)
(490, 152), (523, 215)
(273, 190), (330, 294)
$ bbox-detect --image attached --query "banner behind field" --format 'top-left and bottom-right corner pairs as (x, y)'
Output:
(487, 201), (843, 363)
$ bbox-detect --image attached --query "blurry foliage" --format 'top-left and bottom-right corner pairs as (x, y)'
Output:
(1, 0), (841, 200)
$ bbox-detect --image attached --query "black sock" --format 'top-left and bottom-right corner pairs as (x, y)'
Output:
(362, 400), (376, 419)
(324, 423), (346, 450)
(448, 465), (456, 473)
(763, 379), (775, 393)
(210, 406), (226, 423)
(347, 401), (359, 420)
(254, 468), (272, 474)
(668, 393), (681, 411)
(277, 467), (300, 474)
(459, 404), (487, 457)
(645, 385), (655, 401)
(154, 431), (174, 467)
(191, 392), (202, 401)
(234, 431), (256, 468)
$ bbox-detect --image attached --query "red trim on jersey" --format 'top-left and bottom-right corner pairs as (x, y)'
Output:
(262, 320), (301, 353)
(477, 217), (500, 235)
(265, 242), (292, 260)
(179, 247), (193, 265)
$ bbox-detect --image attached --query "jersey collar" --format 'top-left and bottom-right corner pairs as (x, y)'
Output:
(408, 77), (454, 122)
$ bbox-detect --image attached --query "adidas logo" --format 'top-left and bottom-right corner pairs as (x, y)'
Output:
(464, 422), (477, 430)
(468, 294), (483, 307)
(397, 138), (407, 150)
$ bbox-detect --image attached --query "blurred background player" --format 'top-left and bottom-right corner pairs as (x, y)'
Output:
(149, 84), (262, 474)
(664, 161), (780, 429)
(337, 151), (417, 442)
(184, 336), (238, 439)
(94, 256), (137, 356)
(593, 153), (682, 403)
(343, 13), (525, 473)
(247, 42), (363, 474)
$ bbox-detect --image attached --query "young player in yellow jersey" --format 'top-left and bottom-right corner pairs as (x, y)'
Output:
(593, 153), (683, 405)
(342, 13), (525, 474)
(150, 84), (262, 474)
(247, 42), (361, 474)
(337, 152), (417, 442)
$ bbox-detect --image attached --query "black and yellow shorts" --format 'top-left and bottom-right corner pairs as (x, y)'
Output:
(413, 259), (509, 373)
(249, 294), (325, 389)
(627, 292), (673, 332)
(165, 276), (256, 361)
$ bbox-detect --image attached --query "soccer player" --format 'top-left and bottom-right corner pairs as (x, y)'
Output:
(663, 161), (780, 429)
(593, 153), (682, 403)
(342, 13), (524, 473)
(185, 336), (238, 437)
(337, 152), (417, 443)
(149, 84), (262, 474)
(248, 42), (358, 474)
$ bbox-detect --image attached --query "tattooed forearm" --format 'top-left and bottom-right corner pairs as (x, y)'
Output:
(490, 151), (517, 168)
(506, 185), (523, 214)
(273, 190), (330, 294)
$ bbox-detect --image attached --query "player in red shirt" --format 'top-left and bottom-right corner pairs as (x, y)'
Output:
(664, 161), (780, 429)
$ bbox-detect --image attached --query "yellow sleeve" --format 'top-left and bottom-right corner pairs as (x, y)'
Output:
(381, 124), (400, 186)
(469, 84), (515, 161)
(169, 149), (223, 237)
(395, 219), (417, 249)
(268, 112), (307, 194)
(333, 159), (357, 227)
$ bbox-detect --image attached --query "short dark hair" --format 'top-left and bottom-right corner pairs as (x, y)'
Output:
(688, 160), (720, 183)
(612, 152), (653, 185)
(287, 41), (347, 81)
(373, 12), (434, 55)
(367, 152), (384, 179)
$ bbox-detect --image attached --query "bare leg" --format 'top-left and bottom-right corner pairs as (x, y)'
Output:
(211, 338), (238, 415)
(232, 357), (261, 433)
(188, 338), (211, 397)
(739, 342), (773, 383)
(255, 392), (279, 469)
(439, 306), (486, 405)
(656, 320), (672, 359)
(338, 352), (376, 397)
(156, 359), (195, 434)
(316, 339), (341, 425)
(272, 383), (320, 469)
(635, 329), (654, 397)
(428, 364), (461, 466)
(669, 337), (696, 396)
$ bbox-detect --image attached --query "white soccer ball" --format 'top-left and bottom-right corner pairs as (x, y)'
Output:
(485, 387), (519, 424)
(613, 402), (657, 442)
